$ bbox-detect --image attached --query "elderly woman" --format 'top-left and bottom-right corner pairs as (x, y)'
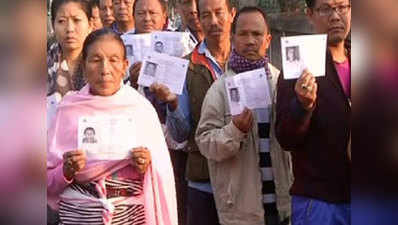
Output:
(47, 28), (178, 225)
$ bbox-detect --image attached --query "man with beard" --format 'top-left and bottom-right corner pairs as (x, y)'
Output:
(275, 0), (351, 225)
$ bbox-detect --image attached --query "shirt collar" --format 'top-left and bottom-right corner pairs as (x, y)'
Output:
(112, 22), (135, 36)
(198, 40), (224, 77)
(185, 27), (198, 45)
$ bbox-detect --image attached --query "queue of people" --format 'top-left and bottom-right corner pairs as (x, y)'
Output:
(47, 0), (351, 224)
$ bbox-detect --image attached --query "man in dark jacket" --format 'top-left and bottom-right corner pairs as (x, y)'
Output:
(275, 0), (351, 224)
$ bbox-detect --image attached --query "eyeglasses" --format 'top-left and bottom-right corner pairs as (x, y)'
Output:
(113, 0), (133, 6)
(315, 4), (351, 17)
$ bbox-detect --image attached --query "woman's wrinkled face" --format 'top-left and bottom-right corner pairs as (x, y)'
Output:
(54, 2), (92, 52)
(84, 36), (128, 96)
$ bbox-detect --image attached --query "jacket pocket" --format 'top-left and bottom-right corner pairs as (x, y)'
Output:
(216, 182), (234, 213)
(213, 161), (235, 213)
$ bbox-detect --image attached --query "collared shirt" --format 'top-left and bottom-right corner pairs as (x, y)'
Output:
(197, 41), (224, 78)
(186, 28), (198, 46)
(167, 41), (224, 141)
(335, 59), (351, 99)
(167, 40), (226, 193)
(111, 22), (135, 36)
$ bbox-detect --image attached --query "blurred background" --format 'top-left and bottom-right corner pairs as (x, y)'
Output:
(0, 0), (46, 224)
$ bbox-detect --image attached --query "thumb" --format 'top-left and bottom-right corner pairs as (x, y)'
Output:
(242, 107), (250, 115)
(243, 108), (252, 120)
(149, 83), (158, 92)
(166, 91), (176, 101)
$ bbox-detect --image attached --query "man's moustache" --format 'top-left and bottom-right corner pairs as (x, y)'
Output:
(209, 26), (222, 33)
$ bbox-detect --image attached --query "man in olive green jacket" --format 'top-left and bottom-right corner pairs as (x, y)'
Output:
(166, 0), (237, 224)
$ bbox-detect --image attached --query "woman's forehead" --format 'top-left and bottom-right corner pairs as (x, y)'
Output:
(57, 2), (86, 17)
(87, 36), (124, 54)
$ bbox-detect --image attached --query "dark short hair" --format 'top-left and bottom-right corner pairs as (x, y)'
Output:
(306, 0), (351, 9)
(305, 0), (315, 9)
(82, 28), (127, 60)
(84, 127), (96, 134)
(51, 0), (92, 26)
(232, 6), (269, 34)
(89, 0), (100, 9)
(133, 0), (168, 15)
(195, 0), (233, 15)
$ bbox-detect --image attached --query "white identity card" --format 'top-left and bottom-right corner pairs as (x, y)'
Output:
(281, 34), (327, 79)
(138, 52), (189, 95)
(225, 68), (272, 115)
(78, 116), (138, 160)
(121, 33), (152, 65)
(151, 31), (192, 57)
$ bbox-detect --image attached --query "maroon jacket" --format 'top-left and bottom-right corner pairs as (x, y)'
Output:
(275, 51), (351, 203)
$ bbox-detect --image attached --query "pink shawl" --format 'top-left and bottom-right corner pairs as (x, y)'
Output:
(47, 84), (178, 225)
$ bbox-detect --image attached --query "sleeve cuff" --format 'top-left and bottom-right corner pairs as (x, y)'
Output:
(55, 165), (73, 187)
(167, 104), (183, 118)
(64, 175), (74, 184)
(225, 120), (247, 142)
(290, 97), (313, 122)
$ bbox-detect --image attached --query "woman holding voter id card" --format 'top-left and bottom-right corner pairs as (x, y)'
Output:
(47, 28), (177, 225)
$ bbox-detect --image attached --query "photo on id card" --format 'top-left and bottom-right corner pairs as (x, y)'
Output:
(78, 116), (138, 160)
(281, 34), (327, 79)
(225, 78), (243, 115)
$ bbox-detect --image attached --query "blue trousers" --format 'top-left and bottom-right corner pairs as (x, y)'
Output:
(187, 187), (220, 225)
(292, 195), (350, 225)
(352, 195), (398, 225)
